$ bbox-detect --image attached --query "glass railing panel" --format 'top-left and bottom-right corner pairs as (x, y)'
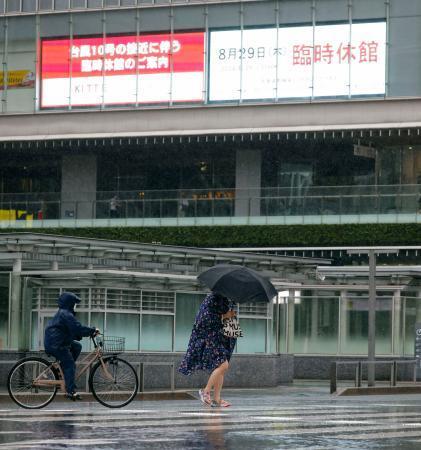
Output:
(2, 185), (421, 224)
(213, 198), (234, 217)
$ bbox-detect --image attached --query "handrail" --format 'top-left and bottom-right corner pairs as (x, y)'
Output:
(0, 190), (420, 222)
(1, 183), (421, 202)
(330, 360), (418, 394)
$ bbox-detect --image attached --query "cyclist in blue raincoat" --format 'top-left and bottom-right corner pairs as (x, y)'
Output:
(44, 292), (98, 400)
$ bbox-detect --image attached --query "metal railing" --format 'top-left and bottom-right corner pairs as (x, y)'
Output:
(0, 194), (419, 221)
(330, 360), (418, 394)
(0, 184), (420, 222)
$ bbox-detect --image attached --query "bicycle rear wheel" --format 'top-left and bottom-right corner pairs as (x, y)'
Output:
(8, 357), (58, 409)
(89, 356), (138, 408)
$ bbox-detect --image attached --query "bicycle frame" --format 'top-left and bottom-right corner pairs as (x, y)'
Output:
(33, 336), (114, 393)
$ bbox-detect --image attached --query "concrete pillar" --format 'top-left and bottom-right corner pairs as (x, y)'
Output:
(235, 149), (261, 217)
(9, 259), (21, 350)
(61, 154), (97, 220)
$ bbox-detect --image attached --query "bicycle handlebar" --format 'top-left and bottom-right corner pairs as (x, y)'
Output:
(91, 332), (102, 348)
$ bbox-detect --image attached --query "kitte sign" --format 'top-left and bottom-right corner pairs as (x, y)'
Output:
(41, 32), (205, 107)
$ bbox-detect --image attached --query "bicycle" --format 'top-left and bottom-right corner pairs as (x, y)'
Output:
(7, 335), (139, 409)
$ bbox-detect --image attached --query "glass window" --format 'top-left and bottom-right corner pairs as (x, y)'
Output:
(76, 311), (90, 351)
(141, 314), (173, 351)
(106, 313), (139, 350)
(55, 0), (70, 10)
(71, 0), (86, 7)
(105, 0), (119, 6)
(352, 0), (385, 20)
(315, 0), (348, 22)
(271, 295), (287, 353)
(208, 4), (240, 29)
(5, 16), (36, 114)
(22, 0), (36, 11)
(340, 292), (392, 355)
(73, 11), (102, 35)
(106, 9), (137, 34)
(31, 311), (38, 350)
(243, 1), (277, 27)
(278, 0), (312, 24)
(175, 292), (202, 352)
(88, 0), (102, 7)
(293, 293), (339, 354)
(91, 312), (104, 332)
(403, 296), (419, 356)
(6, 0), (20, 12)
(236, 319), (266, 353)
(388, 15), (421, 97)
(173, 5), (205, 30)
(39, 0), (53, 10)
(97, 142), (236, 193)
(376, 296), (393, 354)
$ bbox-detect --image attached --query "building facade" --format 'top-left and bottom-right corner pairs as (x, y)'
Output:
(1, 0), (421, 384)
(0, 0), (420, 227)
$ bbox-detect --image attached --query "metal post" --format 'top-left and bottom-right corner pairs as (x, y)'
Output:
(347, 249), (399, 387)
(368, 249), (376, 386)
(330, 362), (337, 394)
(391, 360), (397, 387)
(9, 258), (22, 350)
(357, 361), (363, 387)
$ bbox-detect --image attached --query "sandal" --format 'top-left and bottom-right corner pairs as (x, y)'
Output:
(210, 399), (231, 408)
(198, 389), (211, 405)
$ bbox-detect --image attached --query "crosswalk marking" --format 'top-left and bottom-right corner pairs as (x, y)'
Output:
(2, 400), (421, 448)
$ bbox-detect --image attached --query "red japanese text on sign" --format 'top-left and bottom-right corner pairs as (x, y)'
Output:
(292, 40), (380, 65)
(41, 32), (204, 79)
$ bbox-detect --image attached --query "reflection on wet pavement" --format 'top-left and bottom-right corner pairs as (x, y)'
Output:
(2, 386), (421, 448)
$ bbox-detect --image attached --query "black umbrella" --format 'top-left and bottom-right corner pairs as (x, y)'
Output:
(198, 264), (277, 303)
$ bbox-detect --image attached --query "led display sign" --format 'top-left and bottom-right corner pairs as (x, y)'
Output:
(41, 32), (205, 107)
(209, 22), (386, 101)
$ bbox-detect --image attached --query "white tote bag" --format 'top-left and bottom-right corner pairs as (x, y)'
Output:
(221, 316), (243, 338)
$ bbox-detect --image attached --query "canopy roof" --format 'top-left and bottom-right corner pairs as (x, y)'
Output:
(0, 232), (330, 291)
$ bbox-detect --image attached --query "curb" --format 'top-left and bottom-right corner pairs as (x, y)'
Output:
(0, 391), (196, 403)
(336, 386), (421, 396)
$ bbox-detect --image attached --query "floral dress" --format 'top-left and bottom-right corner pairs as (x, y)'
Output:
(178, 293), (236, 375)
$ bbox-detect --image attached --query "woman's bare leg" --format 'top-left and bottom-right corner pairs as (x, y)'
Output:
(204, 361), (229, 403)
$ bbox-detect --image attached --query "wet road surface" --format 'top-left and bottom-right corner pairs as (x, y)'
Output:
(1, 385), (421, 449)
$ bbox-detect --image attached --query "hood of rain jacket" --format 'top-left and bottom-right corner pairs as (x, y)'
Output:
(44, 292), (95, 351)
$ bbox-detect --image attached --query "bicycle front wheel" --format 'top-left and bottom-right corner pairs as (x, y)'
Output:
(89, 356), (138, 408)
(8, 357), (58, 409)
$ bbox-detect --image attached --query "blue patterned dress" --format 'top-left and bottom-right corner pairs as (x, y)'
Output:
(178, 293), (236, 375)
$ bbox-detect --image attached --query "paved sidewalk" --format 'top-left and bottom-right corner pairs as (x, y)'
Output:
(1, 384), (421, 449)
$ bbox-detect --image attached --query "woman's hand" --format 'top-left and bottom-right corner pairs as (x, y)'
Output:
(222, 310), (236, 320)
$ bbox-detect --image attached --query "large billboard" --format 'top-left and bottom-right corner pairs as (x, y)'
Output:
(209, 22), (386, 101)
(41, 32), (205, 107)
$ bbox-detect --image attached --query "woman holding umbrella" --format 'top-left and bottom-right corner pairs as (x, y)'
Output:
(178, 292), (236, 407)
(179, 264), (277, 407)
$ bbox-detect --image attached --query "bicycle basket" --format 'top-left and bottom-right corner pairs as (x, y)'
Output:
(98, 336), (125, 353)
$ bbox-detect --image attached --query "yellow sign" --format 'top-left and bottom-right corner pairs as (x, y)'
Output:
(0, 70), (35, 90)
(0, 209), (33, 221)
